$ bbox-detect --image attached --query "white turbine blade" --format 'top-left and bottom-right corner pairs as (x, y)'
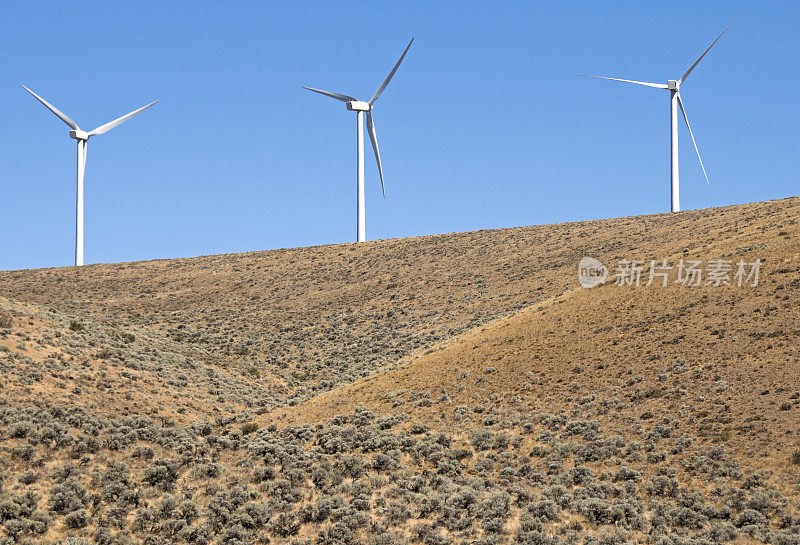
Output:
(677, 94), (709, 184)
(366, 111), (385, 198)
(679, 17), (737, 85)
(303, 87), (357, 102)
(580, 75), (667, 89)
(21, 85), (80, 130)
(88, 100), (158, 136)
(369, 37), (414, 106)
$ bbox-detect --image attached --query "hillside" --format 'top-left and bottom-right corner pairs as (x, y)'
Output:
(1, 198), (796, 419)
(282, 203), (800, 471)
(0, 296), (277, 423)
(0, 198), (798, 545)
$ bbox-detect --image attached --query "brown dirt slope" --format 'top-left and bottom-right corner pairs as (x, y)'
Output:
(1, 197), (798, 420)
(0, 198), (799, 545)
(273, 198), (800, 487)
(0, 296), (284, 423)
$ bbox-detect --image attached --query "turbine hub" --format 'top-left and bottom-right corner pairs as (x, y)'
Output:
(346, 101), (371, 112)
(69, 129), (89, 141)
(667, 80), (679, 90)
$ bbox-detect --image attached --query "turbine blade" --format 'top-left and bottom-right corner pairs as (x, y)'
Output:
(88, 100), (158, 136)
(303, 87), (357, 102)
(21, 85), (80, 130)
(580, 75), (667, 89)
(369, 37), (414, 106)
(679, 17), (737, 85)
(677, 94), (709, 184)
(366, 111), (385, 198)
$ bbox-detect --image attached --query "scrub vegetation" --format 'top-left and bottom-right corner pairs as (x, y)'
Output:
(0, 197), (798, 544)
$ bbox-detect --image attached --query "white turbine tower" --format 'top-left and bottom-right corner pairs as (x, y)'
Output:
(583, 18), (736, 212)
(305, 38), (413, 242)
(22, 86), (157, 266)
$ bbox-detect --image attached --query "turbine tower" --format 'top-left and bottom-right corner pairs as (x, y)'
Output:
(305, 38), (413, 242)
(22, 86), (157, 266)
(583, 18), (736, 212)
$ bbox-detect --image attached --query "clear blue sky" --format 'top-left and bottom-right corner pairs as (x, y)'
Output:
(1, 1), (796, 270)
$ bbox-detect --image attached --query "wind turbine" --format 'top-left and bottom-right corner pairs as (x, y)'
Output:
(21, 85), (157, 266)
(583, 18), (736, 212)
(304, 38), (413, 242)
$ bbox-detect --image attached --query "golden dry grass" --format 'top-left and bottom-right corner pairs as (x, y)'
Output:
(1, 197), (797, 423)
(269, 197), (800, 487)
(0, 197), (798, 545)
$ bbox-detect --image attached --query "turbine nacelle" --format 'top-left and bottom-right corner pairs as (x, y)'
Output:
(346, 101), (371, 112)
(667, 80), (679, 91)
(69, 129), (90, 141)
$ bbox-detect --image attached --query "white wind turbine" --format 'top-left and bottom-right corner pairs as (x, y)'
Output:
(305, 38), (413, 242)
(22, 85), (157, 266)
(583, 18), (736, 212)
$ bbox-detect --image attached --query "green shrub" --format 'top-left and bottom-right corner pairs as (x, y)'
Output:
(93, 527), (113, 545)
(143, 459), (179, 490)
(241, 422), (259, 435)
(17, 470), (37, 485)
(2, 518), (27, 539)
(8, 421), (33, 438)
(50, 478), (87, 514)
(268, 513), (300, 538)
(69, 321), (85, 332)
(64, 509), (88, 529)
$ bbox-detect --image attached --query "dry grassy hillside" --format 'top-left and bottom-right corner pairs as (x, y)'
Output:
(283, 198), (799, 450)
(282, 209), (800, 478)
(1, 198), (798, 416)
(0, 197), (798, 545)
(0, 296), (281, 423)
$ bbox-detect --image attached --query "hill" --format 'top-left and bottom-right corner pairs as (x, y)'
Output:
(0, 197), (798, 545)
(1, 198), (795, 419)
(282, 201), (800, 472)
